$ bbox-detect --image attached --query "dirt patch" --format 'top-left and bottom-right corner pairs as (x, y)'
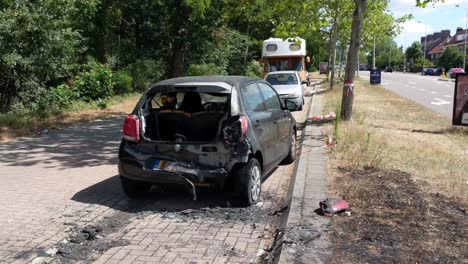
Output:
(328, 167), (468, 263)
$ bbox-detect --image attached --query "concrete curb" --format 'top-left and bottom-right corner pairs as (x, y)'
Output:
(276, 81), (330, 263)
(438, 78), (455, 82)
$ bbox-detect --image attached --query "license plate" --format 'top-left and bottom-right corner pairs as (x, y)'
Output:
(152, 160), (197, 175)
(152, 160), (172, 171)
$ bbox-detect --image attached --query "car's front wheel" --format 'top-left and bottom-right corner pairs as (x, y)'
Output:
(235, 158), (262, 206)
(120, 176), (151, 198)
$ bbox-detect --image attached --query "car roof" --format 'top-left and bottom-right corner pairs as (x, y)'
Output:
(152, 76), (261, 88)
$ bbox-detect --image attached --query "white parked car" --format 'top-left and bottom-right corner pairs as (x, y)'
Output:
(264, 71), (306, 111)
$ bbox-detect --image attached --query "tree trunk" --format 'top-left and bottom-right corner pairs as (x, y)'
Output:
(328, 2), (339, 89)
(340, 0), (367, 121)
(170, 42), (185, 78)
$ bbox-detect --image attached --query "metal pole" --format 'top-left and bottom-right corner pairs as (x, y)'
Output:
(464, 9), (467, 70)
(404, 32), (406, 72)
(423, 24), (427, 70)
(372, 35), (376, 69)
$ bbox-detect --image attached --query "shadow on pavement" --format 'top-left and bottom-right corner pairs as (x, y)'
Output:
(0, 116), (123, 169)
(71, 175), (234, 213)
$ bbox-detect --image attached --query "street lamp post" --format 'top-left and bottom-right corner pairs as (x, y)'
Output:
(456, 5), (467, 70)
(418, 21), (428, 70)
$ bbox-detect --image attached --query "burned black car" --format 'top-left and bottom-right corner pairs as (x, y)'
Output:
(118, 76), (297, 205)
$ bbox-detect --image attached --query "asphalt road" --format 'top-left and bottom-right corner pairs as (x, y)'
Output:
(358, 71), (455, 118)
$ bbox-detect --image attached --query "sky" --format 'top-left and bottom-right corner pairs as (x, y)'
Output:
(390, 0), (468, 49)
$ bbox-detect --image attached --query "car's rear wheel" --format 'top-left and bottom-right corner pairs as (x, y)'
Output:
(120, 176), (151, 198)
(235, 158), (262, 206)
(282, 130), (297, 165)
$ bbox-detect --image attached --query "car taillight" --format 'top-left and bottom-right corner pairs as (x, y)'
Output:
(239, 115), (248, 136)
(223, 115), (249, 145)
(123, 115), (140, 143)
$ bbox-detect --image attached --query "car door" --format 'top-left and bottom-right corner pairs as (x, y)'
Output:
(240, 83), (277, 171)
(257, 82), (290, 161)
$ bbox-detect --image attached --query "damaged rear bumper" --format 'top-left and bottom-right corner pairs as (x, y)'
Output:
(118, 160), (228, 187)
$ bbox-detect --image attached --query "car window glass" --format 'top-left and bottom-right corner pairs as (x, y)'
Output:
(241, 84), (266, 113)
(266, 73), (298, 85)
(258, 83), (282, 111)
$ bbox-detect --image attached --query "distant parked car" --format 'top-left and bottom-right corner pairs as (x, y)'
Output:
(118, 76), (298, 206)
(319, 62), (328, 74)
(383, 66), (393, 72)
(448, 68), (465, 78)
(422, 68), (437, 76)
(265, 71), (306, 111)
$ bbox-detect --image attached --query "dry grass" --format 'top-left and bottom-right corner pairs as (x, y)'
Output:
(0, 94), (140, 142)
(319, 78), (468, 263)
(321, 78), (468, 202)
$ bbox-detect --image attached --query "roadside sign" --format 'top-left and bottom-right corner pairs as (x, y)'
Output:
(453, 74), (468, 126)
(370, 69), (381, 85)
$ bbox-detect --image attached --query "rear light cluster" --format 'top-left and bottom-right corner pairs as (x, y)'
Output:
(123, 115), (140, 143)
(223, 115), (248, 145)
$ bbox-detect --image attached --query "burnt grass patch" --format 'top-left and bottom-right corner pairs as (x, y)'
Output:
(328, 167), (468, 264)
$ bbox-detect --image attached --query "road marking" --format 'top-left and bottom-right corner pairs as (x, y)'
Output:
(431, 98), (451, 105)
(419, 88), (425, 91)
(444, 95), (452, 98)
(409, 81), (417, 85)
(431, 91), (437, 94)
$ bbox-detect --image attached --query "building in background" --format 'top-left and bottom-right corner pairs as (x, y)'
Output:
(420, 30), (451, 63)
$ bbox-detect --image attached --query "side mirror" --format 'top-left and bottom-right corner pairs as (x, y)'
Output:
(301, 80), (308, 85)
(285, 100), (297, 111)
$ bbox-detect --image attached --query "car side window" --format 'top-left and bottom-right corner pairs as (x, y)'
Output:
(258, 83), (282, 111)
(241, 83), (267, 113)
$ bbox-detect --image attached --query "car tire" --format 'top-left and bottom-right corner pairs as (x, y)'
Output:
(234, 158), (262, 206)
(282, 129), (297, 165)
(120, 176), (150, 198)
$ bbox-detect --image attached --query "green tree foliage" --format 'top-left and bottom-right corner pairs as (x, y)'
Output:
(0, 0), (81, 112)
(187, 64), (225, 76)
(438, 46), (463, 70)
(405, 42), (424, 71)
(74, 63), (114, 102)
(0, 0), (426, 115)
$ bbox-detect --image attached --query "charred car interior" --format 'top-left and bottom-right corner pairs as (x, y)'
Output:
(142, 91), (228, 142)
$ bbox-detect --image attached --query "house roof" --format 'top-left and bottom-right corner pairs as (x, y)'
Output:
(428, 37), (451, 54)
(445, 29), (468, 46)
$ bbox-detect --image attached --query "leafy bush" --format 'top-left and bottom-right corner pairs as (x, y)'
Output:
(96, 98), (110, 109)
(187, 63), (225, 76)
(113, 71), (133, 95)
(75, 63), (114, 102)
(24, 84), (77, 118)
(244, 60), (262, 77)
(128, 60), (165, 91)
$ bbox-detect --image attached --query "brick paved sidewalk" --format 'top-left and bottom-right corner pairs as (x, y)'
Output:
(0, 87), (313, 263)
(279, 88), (331, 263)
